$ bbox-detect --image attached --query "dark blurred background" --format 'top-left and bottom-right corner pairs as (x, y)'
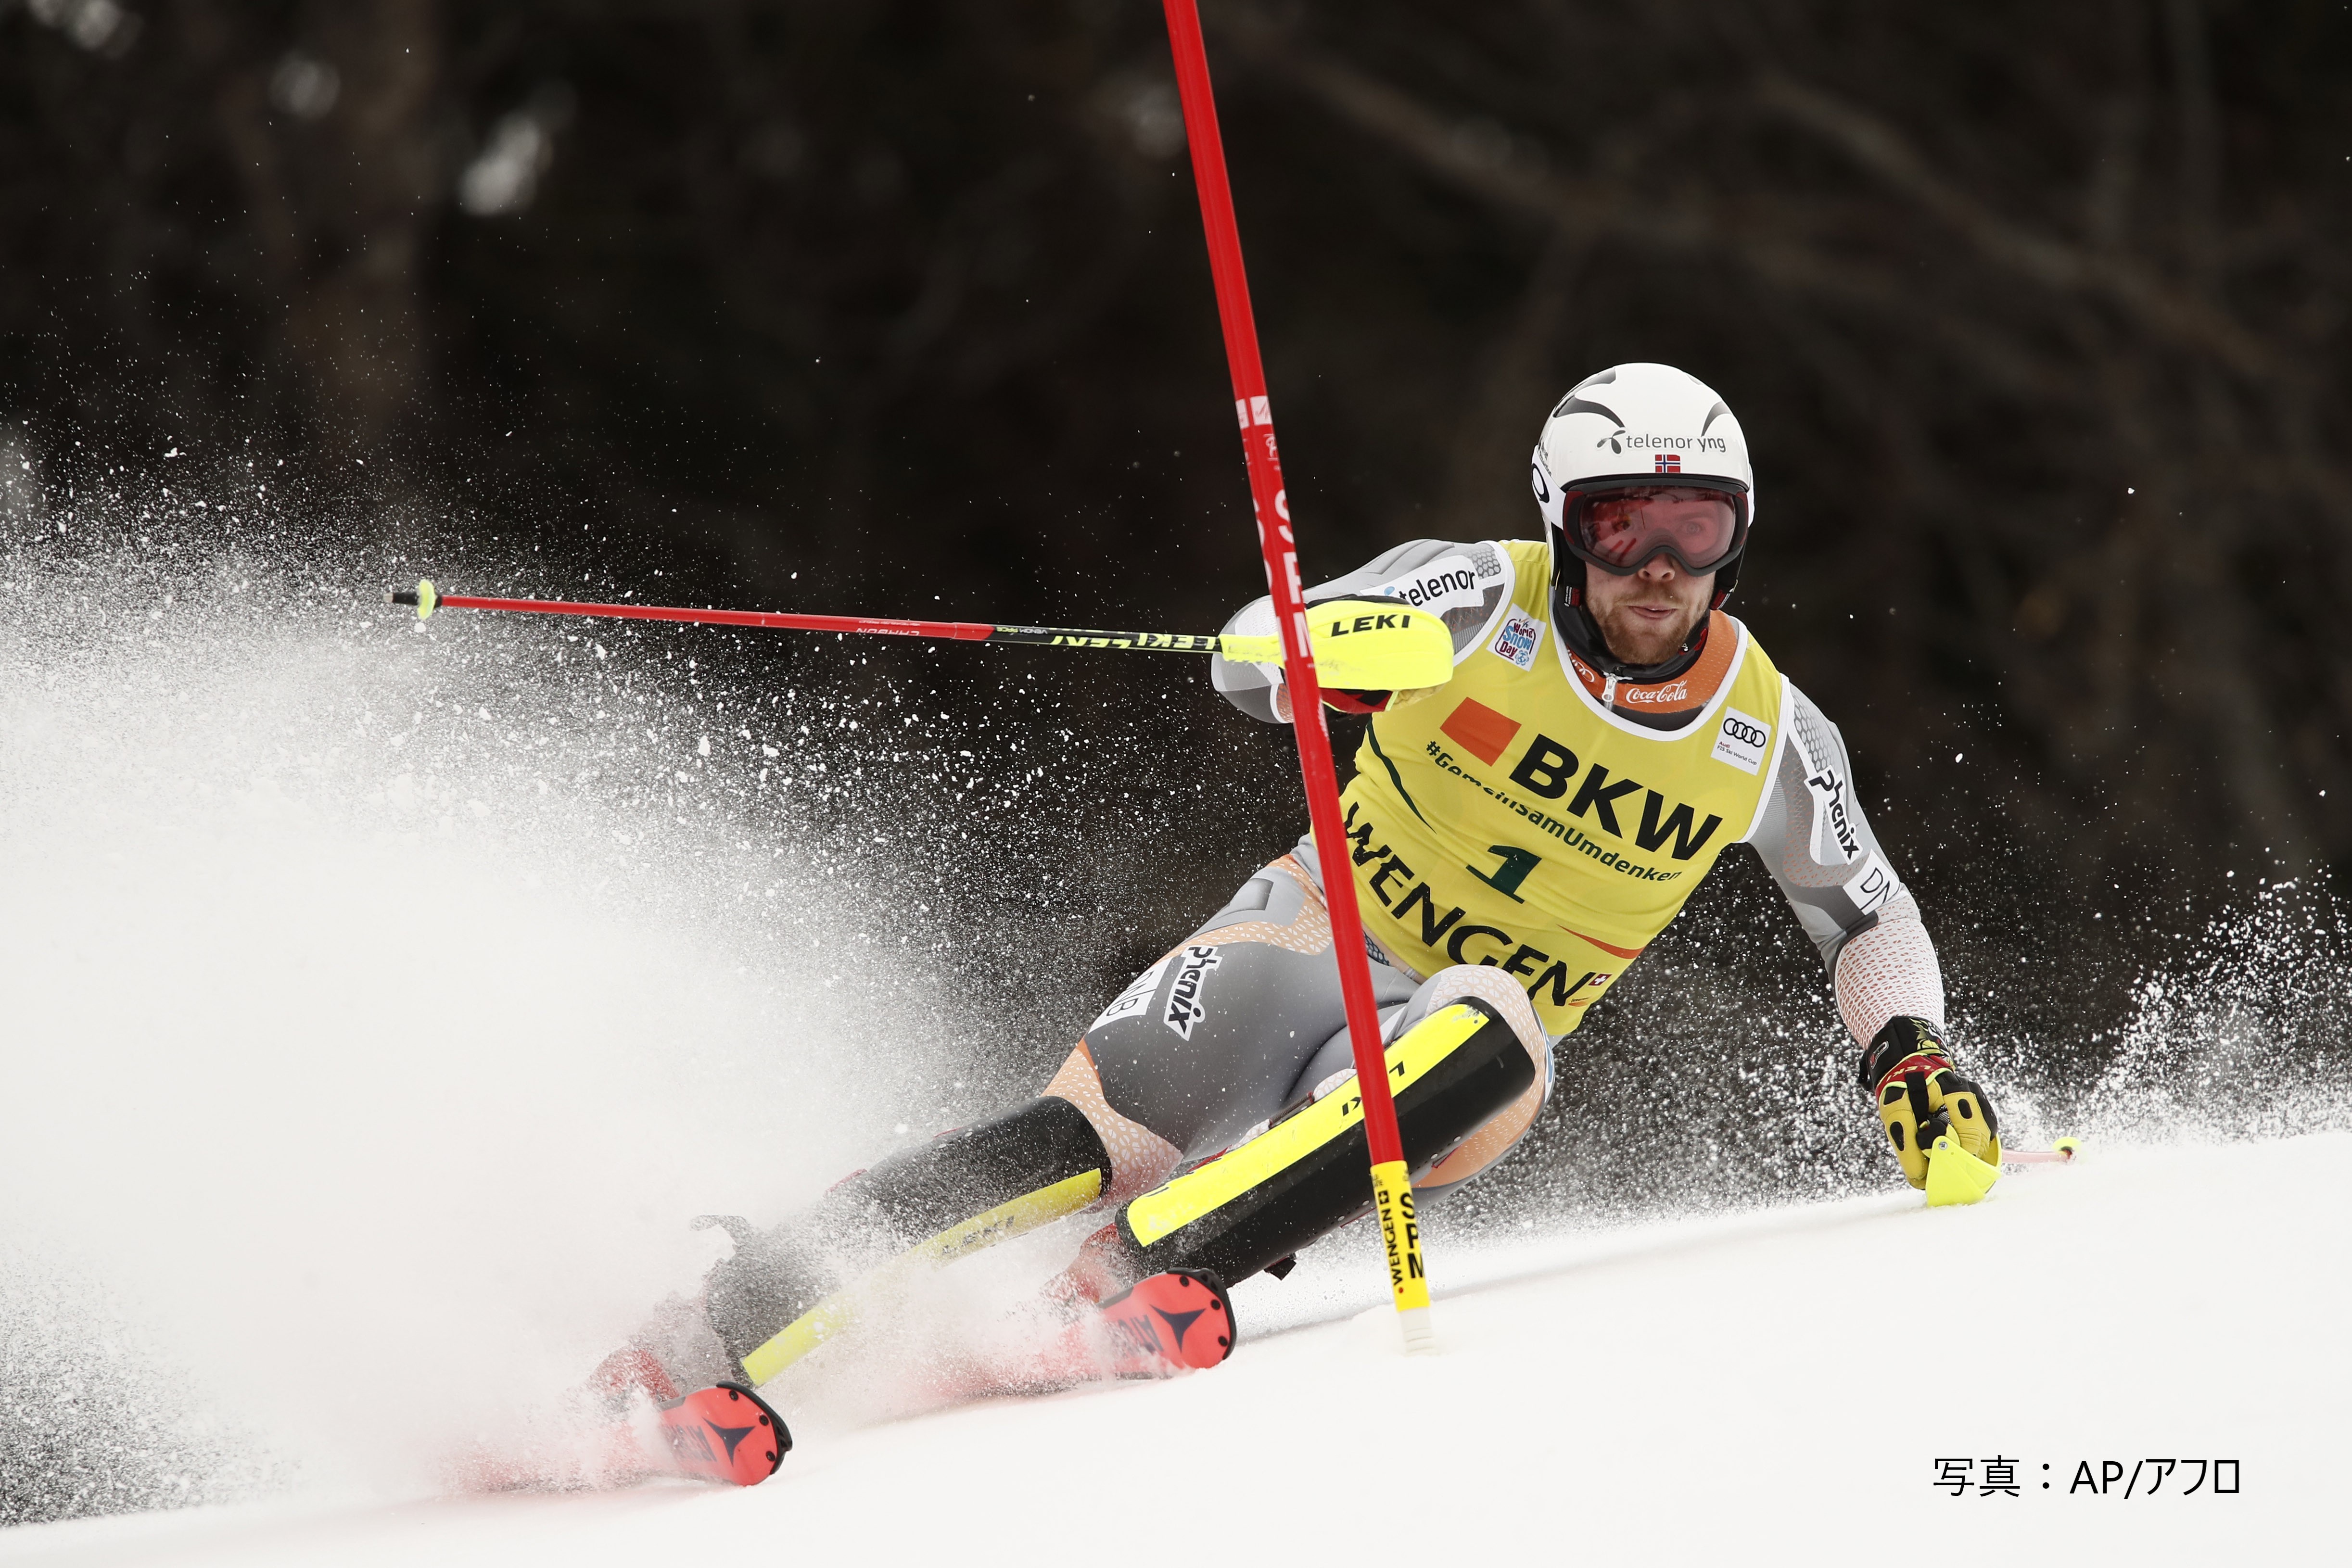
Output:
(5, 0), (2350, 933)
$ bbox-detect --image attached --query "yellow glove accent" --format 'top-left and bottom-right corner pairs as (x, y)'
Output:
(1383, 683), (1445, 711)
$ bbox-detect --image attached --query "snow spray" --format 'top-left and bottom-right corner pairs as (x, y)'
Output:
(0, 530), (1041, 1517)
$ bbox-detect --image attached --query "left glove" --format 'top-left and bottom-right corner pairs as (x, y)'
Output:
(1859, 1017), (2000, 1189)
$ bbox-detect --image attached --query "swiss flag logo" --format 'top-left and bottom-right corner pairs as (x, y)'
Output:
(1655, 453), (1681, 473)
(1439, 697), (1522, 766)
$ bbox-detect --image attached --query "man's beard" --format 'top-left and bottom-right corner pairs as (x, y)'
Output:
(1593, 596), (1706, 666)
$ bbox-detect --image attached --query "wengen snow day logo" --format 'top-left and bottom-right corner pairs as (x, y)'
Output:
(1163, 945), (1224, 1038)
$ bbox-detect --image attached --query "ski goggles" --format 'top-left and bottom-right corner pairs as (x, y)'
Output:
(1557, 482), (1749, 576)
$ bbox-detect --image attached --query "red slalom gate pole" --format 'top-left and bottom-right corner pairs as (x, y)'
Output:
(1160, 0), (1434, 1350)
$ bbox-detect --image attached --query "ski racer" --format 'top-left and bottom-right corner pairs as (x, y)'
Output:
(607, 361), (2005, 1414)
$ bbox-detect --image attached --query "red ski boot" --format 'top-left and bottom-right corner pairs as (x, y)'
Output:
(652, 1383), (790, 1486)
(589, 1344), (680, 1405)
(455, 1380), (789, 1492)
(1093, 1270), (1234, 1377)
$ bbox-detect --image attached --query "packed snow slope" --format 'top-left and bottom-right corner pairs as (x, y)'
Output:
(5, 1133), (2341, 1566)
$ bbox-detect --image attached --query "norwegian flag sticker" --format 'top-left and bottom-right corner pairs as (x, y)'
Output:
(1655, 452), (1682, 474)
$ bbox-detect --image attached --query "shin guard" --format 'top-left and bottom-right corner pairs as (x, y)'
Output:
(1107, 999), (1534, 1288)
(709, 1094), (1111, 1383)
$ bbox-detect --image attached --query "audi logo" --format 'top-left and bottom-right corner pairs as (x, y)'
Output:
(1720, 715), (1768, 747)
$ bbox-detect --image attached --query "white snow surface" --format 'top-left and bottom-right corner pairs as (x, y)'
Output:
(5, 1134), (2341, 1566)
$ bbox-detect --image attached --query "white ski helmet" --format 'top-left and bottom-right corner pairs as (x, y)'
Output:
(1529, 362), (1754, 607)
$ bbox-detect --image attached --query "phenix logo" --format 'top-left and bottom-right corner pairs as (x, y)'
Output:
(1163, 945), (1223, 1038)
(1806, 767), (1862, 861)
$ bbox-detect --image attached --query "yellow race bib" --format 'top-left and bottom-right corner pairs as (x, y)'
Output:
(1336, 540), (1786, 1034)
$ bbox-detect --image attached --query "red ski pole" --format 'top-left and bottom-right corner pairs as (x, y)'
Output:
(1159, 0), (1434, 1351)
(389, 582), (1213, 651)
(383, 582), (1451, 691)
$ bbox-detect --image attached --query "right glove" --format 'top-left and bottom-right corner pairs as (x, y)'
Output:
(1858, 1017), (2001, 1189)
